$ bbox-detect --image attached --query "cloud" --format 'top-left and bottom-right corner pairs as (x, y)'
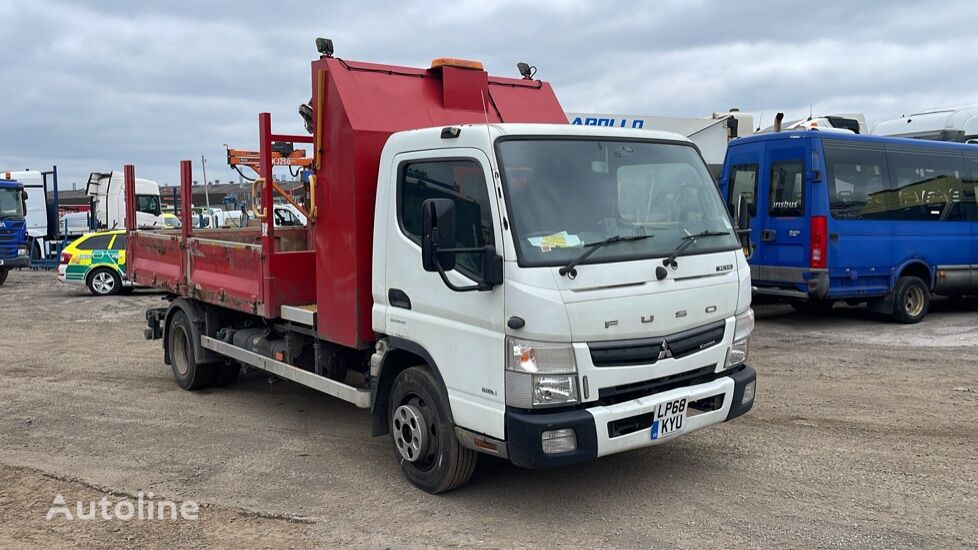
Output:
(1, 0), (976, 187)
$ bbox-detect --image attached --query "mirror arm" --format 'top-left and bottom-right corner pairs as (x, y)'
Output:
(431, 246), (497, 292)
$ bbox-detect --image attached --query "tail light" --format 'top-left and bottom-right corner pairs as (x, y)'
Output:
(60, 252), (72, 265)
(810, 215), (827, 269)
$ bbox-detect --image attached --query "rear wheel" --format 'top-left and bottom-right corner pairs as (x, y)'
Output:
(892, 276), (929, 324)
(166, 309), (215, 390)
(87, 268), (121, 296)
(389, 367), (477, 494)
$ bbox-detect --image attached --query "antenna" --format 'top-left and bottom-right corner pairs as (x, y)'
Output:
(809, 103), (813, 120)
(480, 91), (498, 179)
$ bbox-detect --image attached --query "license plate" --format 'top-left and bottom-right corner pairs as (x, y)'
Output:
(651, 397), (687, 440)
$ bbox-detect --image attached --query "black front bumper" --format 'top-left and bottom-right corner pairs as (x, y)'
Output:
(506, 364), (756, 469)
(0, 255), (29, 269)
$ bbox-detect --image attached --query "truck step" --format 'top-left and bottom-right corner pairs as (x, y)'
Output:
(200, 335), (370, 408)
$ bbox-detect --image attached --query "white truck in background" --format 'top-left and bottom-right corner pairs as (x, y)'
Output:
(567, 111), (754, 178)
(61, 171), (164, 235)
(872, 106), (978, 143)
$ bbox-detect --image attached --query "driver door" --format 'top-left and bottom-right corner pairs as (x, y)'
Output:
(383, 148), (508, 439)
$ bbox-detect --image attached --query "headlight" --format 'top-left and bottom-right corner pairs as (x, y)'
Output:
(17, 246), (27, 256)
(505, 338), (578, 408)
(724, 308), (754, 369)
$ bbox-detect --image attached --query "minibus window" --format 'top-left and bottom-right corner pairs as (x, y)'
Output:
(729, 164), (758, 217)
(769, 161), (804, 217)
(825, 144), (888, 220)
(885, 150), (966, 221)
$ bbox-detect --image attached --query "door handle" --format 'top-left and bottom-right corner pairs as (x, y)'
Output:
(760, 229), (777, 242)
(388, 288), (411, 310)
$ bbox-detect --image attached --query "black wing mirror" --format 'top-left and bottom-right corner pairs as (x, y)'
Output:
(421, 198), (502, 292)
(735, 194), (753, 256)
(421, 198), (456, 272)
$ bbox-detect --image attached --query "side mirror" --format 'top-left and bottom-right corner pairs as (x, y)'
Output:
(735, 194), (752, 255)
(736, 194), (751, 233)
(421, 198), (456, 272)
(481, 245), (504, 287)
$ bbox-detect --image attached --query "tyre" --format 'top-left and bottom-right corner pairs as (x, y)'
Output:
(790, 299), (835, 314)
(166, 309), (215, 390)
(0, 269), (7, 286)
(212, 362), (241, 387)
(892, 276), (929, 324)
(87, 268), (122, 296)
(389, 366), (477, 494)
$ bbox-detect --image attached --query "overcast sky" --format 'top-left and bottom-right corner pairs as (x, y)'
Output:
(2, 0), (977, 188)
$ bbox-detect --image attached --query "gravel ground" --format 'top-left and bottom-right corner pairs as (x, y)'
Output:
(1, 270), (976, 548)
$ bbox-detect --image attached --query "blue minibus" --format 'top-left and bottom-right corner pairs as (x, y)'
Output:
(719, 130), (978, 323)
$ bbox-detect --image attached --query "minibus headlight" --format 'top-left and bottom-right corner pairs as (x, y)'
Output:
(725, 308), (754, 369)
(506, 338), (578, 408)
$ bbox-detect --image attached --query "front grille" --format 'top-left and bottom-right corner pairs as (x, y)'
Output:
(589, 320), (725, 367)
(597, 364), (717, 403)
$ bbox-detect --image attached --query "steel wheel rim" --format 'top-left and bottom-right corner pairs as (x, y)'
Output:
(392, 398), (436, 467)
(92, 272), (114, 294)
(172, 326), (191, 376)
(905, 286), (924, 317)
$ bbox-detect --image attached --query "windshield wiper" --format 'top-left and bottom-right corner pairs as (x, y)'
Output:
(558, 234), (653, 278)
(662, 230), (730, 268)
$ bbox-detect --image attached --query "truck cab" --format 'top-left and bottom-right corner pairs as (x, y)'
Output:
(373, 123), (756, 469)
(0, 177), (30, 284)
(61, 171), (164, 235)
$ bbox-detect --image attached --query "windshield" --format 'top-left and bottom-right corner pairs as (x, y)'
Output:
(136, 194), (162, 216)
(497, 138), (738, 267)
(163, 216), (181, 228)
(0, 188), (25, 219)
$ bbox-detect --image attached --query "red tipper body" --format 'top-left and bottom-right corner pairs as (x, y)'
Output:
(127, 56), (566, 350)
(310, 57), (565, 348)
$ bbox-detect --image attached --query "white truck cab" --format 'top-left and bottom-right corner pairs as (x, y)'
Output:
(372, 123), (756, 468)
(62, 171), (163, 235)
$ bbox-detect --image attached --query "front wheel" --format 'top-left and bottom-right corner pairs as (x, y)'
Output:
(0, 269), (8, 286)
(389, 367), (477, 494)
(892, 276), (929, 324)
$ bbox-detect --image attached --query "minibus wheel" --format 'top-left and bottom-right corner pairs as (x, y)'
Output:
(892, 276), (929, 324)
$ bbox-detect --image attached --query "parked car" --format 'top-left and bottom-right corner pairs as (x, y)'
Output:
(57, 230), (132, 296)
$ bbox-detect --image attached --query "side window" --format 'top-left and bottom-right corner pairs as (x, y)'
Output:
(728, 163), (758, 217)
(885, 149), (966, 221)
(75, 234), (113, 250)
(111, 235), (127, 250)
(135, 195), (161, 216)
(769, 161), (804, 217)
(399, 159), (494, 277)
(824, 143), (889, 220)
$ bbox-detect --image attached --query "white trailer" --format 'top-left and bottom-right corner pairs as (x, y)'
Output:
(872, 106), (978, 143)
